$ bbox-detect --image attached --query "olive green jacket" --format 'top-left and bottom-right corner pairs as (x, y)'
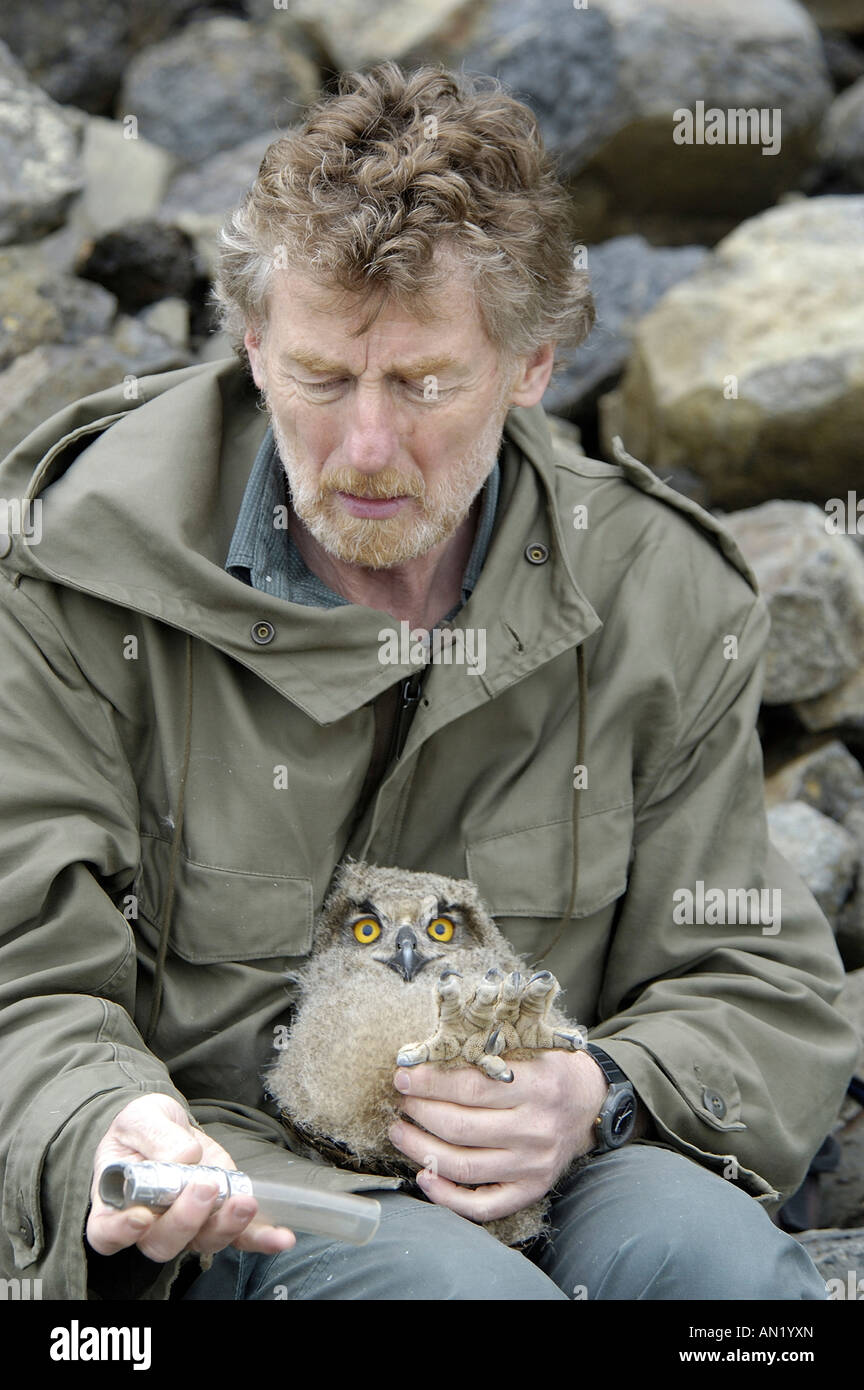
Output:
(0, 357), (857, 1298)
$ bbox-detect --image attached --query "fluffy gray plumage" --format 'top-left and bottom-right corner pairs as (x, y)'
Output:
(266, 859), (587, 1245)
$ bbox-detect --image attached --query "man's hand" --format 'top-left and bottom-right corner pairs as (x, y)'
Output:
(86, 1094), (296, 1263)
(388, 1049), (610, 1225)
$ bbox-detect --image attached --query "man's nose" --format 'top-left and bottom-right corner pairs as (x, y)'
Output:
(341, 385), (401, 472)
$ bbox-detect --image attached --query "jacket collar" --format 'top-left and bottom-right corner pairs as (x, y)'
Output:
(7, 357), (602, 725)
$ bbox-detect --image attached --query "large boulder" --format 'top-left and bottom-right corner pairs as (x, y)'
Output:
(766, 800), (858, 925)
(159, 131), (280, 276)
(601, 197), (864, 508)
(764, 739), (864, 821)
(542, 236), (709, 420)
(460, 0), (831, 244)
(75, 220), (203, 313)
(67, 115), (178, 241)
(818, 77), (864, 192)
(263, 0), (484, 73)
(118, 17), (319, 164)
(0, 0), (201, 114)
(0, 41), (84, 244)
(722, 503), (864, 705)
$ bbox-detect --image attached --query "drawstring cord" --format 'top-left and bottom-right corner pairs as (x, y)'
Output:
(146, 634), (194, 1044)
(533, 639), (587, 965)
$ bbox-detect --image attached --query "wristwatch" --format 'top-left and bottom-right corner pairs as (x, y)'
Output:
(586, 1043), (638, 1153)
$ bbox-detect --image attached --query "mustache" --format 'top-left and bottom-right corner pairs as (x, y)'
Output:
(318, 467), (424, 501)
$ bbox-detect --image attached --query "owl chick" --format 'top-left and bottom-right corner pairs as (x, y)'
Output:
(266, 859), (587, 1246)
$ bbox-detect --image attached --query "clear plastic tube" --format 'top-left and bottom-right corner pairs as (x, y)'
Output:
(99, 1160), (381, 1246)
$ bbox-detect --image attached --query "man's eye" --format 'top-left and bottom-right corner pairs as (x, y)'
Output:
(301, 379), (346, 395)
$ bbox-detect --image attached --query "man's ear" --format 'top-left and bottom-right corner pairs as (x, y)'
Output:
(507, 342), (556, 409)
(244, 324), (267, 390)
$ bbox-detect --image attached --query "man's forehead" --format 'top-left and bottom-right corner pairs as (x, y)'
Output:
(261, 263), (494, 371)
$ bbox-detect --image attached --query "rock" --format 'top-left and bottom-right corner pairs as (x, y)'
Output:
(721, 503), (864, 705)
(137, 298), (189, 351)
(820, 30), (864, 91)
(0, 1), (202, 114)
(766, 800), (858, 924)
(118, 17), (319, 165)
(836, 811), (864, 970)
(819, 1112), (864, 1231)
(0, 245), (117, 370)
(801, 2), (864, 35)
(818, 77), (864, 191)
(542, 236), (709, 420)
(159, 131), (280, 276)
(67, 115), (178, 241)
(794, 1227), (864, 1293)
(0, 40), (84, 244)
(0, 323), (190, 462)
(601, 197), (864, 509)
(76, 220), (202, 313)
(264, 0), (484, 73)
(461, 0), (831, 244)
(795, 668), (864, 734)
(763, 739), (864, 821)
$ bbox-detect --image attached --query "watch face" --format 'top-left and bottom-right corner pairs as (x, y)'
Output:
(611, 1095), (636, 1143)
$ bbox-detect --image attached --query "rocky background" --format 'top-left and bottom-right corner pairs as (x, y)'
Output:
(2, 0), (864, 1292)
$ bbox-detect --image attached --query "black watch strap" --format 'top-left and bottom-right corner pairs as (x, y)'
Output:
(586, 1043), (630, 1086)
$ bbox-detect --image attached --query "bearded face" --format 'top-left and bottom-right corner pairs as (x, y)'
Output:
(243, 262), (524, 574)
(264, 375), (510, 570)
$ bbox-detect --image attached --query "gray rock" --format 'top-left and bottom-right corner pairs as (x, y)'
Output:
(462, 0), (831, 244)
(820, 30), (864, 91)
(763, 739), (864, 821)
(836, 810), (864, 970)
(795, 667), (864, 734)
(722, 503), (864, 705)
(601, 197), (864, 509)
(67, 115), (178, 241)
(818, 77), (864, 190)
(75, 219), (202, 313)
(0, 40), (84, 244)
(137, 298), (189, 351)
(271, 0), (485, 73)
(159, 130), (281, 276)
(794, 1227), (864, 1294)
(0, 323), (189, 462)
(767, 800), (858, 923)
(118, 16), (319, 164)
(0, 1), (202, 113)
(0, 244), (117, 370)
(542, 236), (709, 419)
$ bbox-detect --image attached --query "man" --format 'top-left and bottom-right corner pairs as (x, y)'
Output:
(0, 63), (856, 1301)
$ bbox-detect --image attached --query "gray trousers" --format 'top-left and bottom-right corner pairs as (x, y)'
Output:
(182, 1142), (827, 1301)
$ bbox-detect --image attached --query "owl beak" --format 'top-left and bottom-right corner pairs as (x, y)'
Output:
(385, 926), (428, 982)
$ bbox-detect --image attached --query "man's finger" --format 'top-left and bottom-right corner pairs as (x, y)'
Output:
(394, 1063), (529, 1106)
(415, 1169), (536, 1224)
(389, 1119), (519, 1186)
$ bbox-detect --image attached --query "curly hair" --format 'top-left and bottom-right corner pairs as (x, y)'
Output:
(213, 61), (594, 359)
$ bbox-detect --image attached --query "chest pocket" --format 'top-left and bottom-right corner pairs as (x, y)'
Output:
(465, 801), (634, 920)
(135, 832), (315, 962)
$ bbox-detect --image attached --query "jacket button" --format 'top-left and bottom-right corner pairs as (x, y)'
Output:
(18, 1214), (34, 1245)
(702, 1088), (727, 1119)
(251, 621), (276, 645)
(524, 542), (549, 565)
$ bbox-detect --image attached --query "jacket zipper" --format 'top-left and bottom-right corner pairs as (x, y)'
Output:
(389, 669), (425, 762)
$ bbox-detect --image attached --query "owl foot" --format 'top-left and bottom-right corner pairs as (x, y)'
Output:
(396, 968), (585, 1081)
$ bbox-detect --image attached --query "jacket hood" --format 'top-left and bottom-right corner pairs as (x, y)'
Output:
(0, 356), (602, 727)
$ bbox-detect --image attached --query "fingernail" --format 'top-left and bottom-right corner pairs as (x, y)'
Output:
(233, 1202), (255, 1221)
(128, 1215), (149, 1231)
(389, 1123), (404, 1144)
(394, 1070), (410, 1093)
(192, 1184), (218, 1203)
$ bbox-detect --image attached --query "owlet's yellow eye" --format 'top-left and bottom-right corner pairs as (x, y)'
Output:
(427, 917), (455, 943)
(353, 917), (381, 944)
